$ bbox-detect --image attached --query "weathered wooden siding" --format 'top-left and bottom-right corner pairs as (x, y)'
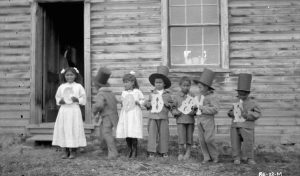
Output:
(226, 0), (300, 143)
(90, 0), (162, 113)
(0, 0), (31, 134)
(0, 0), (299, 144)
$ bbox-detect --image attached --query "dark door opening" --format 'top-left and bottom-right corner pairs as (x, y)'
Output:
(37, 2), (84, 123)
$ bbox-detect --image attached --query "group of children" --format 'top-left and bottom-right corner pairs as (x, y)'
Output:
(52, 66), (262, 165)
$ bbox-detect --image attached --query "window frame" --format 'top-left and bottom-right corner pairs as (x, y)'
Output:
(161, 0), (229, 72)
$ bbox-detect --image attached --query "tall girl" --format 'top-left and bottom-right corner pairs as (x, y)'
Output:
(116, 71), (145, 158)
(52, 67), (87, 159)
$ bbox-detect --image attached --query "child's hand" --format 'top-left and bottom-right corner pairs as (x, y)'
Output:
(59, 99), (66, 105)
(241, 111), (248, 119)
(144, 100), (152, 110)
(71, 97), (79, 103)
(227, 109), (234, 118)
(172, 109), (181, 117)
(135, 101), (140, 107)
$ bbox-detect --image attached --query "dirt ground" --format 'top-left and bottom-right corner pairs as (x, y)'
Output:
(0, 134), (300, 176)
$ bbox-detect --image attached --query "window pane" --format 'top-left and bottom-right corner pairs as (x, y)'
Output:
(170, 28), (186, 45)
(170, 0), (184, 6)
(188, 27), (202, 45)
(186, 46), (203, 65)
(203, 27), (219, 45)
(203, 45), (220, 65)
(187, 6), (201, 24)
(171, 46), (186, 65)
(187, 0), (201, 5)
(170, 6), (185, 24)
(203, 5), (219, 24)
(203, 0), (218, 5)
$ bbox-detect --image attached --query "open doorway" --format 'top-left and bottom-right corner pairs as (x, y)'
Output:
(36, 2), (84, 122)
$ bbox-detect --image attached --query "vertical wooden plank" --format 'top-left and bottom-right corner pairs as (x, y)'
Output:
(221, 0), (229, 69)
(84, 0), (92, 124)
(161, 0), (168, 66)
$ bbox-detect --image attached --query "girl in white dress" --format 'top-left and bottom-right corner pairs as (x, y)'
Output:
(52, 67), (87, 159)
(116, 71), (145, 158)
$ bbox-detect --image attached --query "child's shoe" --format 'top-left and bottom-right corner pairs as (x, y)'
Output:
(183, 145), (191, 160)
(233, 159), (241, 165)
(68, 148), (76, 159)
(61, 148), (70, 159)
(148, 152), (155, 158)
(212, 158), (219, 163)
(247, 159), (256, 165)
(161, 153), (169, 158)
(201, 159), (210, 164)
(178, 154), (184, 161)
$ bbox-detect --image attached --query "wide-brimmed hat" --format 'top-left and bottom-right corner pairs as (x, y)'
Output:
(149, 66), (171, 89)
(94, 67), (111, 88)
(193, 68), (215, 90)
(236, 73), (252, 92)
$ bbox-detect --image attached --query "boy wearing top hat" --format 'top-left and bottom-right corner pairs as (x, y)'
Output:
(227, 73), (262, 165)
(144, 66), (173, 158)
(193, 68), (220, 164)
(92, 67), (119, 159)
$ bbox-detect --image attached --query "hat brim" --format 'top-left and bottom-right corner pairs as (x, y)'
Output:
(235, 89), (250, 92)
(149, 73), (171, 89)
(193, 80), (215, 90)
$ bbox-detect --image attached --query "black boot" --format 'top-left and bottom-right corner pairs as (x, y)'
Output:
(126, 138), (133, 158)
(61, 148), (70, 159)
(132, 138), (138, 158)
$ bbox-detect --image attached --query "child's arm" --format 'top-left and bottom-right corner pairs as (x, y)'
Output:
(55, 85), (64, 105)
(92, 94), (106, 116)
(170, 95), (181, 118)
(73, 84), (86, 105)
(227, 106), (234, 118)
(136, 89), (145, 107)
(199, 95), (220, 115)
(244, 104), (262, 121)
(144, 94), (152, 110)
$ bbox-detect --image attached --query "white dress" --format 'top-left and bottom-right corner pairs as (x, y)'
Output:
(116, 89), (144, 139)
(52, 82), (87, 148)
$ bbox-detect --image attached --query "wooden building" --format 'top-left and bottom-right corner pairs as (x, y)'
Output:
(0, 0), (299, 144)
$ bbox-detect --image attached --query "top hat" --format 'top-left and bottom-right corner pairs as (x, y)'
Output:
(193, 68), (215, 90)
(236, 73), (252, 92)
(149, 66), (171, 89)
(94, 67), (111, 88)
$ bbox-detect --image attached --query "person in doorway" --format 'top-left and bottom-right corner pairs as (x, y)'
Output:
(116, 71), (145, 158)
(194, 68), (220, 164)
(92, 67), (119, 159)
(227, 73), (262, 165)
(52, 67), (87, 159)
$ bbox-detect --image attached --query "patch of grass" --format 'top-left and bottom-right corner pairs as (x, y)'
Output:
(0, 137), (300, 176)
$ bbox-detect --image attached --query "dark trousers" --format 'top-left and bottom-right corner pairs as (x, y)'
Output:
(177, 123), (194, 145)
(147, 119), (169, 154)
(230, 127), (254, 160)
(197, 118), (218, 160)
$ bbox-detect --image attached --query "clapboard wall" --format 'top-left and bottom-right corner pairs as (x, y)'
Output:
(0, 0), (299, 143)
(0, 0), (31, 134)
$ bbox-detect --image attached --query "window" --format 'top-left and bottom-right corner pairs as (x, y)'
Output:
(162, 0), (229, 71)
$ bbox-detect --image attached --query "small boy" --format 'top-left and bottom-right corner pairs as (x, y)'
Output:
(92, 67), (119, 159)
(144, 66), (173, 158)
(172, 76), (196, 161)
(194, 68), (220, 164)
(227, 73), (262, 165)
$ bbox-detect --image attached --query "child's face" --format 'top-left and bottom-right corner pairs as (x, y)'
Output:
(65, 70), (76, 83)
(154, 78), (165, 90)
(237, 90), (249, 100)
(124, 80), (134, 90)
(198, 83), (209, 94)
(180, 80), (191, 94)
